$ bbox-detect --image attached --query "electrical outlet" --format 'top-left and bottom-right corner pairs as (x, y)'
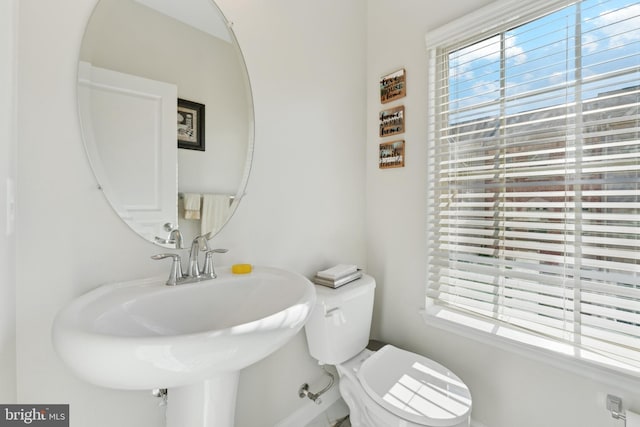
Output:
(607, 394), (622, 414)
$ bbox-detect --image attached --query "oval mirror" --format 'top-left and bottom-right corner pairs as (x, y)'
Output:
(78, 0), (254, 248)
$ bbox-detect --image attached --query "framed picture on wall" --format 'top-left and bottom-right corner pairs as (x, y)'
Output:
(379, 140), (405, 169)
(178, 98), (205, 151)
(379, 105), (405, 137)
(380, 68), (406, 104)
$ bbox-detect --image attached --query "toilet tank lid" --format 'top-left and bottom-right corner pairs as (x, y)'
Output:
(313, 274), (375, 304)
(357, 345), (472, 427)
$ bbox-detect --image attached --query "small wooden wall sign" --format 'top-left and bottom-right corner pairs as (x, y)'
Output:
(380, 68), (406, 104)
(379, 105), (405, 137)
(379, 140), (405, 169)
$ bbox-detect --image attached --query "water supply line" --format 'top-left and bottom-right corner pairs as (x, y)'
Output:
(298, 366), (335, 405)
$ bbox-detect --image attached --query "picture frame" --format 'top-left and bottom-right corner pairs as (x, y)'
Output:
(379, 105), (405, 137)
(177, 98), (205, 151)
(380, 68), (406, 104)
(379, 140), (405, 169)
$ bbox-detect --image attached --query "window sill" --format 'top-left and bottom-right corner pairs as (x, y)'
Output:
(421, 304), (640, 393)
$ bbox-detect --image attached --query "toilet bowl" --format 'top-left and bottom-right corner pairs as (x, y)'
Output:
(304, 275), (472, 427)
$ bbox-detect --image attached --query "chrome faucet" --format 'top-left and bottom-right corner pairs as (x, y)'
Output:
(203, 248), (229, 279)
(168, 228), (184, 249)
(150, 253), (184, 286)
(154, 224), (184, 249)
(187, 235), (209, 278)
(152, 235), (228, 286)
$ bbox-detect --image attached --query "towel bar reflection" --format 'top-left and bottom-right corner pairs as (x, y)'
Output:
(178, 193), (236, 206)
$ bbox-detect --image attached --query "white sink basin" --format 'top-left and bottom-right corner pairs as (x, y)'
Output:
(52, 266), (316, 390)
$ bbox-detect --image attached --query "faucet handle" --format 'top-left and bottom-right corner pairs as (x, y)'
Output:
(202, 249), (228, 278)
(151, 253), (184, 286)
(209, 248), (229, 254)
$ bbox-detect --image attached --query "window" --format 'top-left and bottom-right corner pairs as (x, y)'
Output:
(425, 0), (640, 377)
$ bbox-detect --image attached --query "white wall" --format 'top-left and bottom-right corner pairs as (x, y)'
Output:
(0, 0), (17, 404)
(213, 1), (367, 422)
(16, 1), (365, 427)
(365, 2), (640, 427)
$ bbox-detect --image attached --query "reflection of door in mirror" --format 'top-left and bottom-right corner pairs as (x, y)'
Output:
(78, 61), (178, 242)
(78, 0), (254, 247)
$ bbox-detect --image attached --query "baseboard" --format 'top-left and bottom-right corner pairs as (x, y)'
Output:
(273, 386), (341, 427)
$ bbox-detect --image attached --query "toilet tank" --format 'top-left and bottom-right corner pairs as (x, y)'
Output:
(304, 275), (376, 365)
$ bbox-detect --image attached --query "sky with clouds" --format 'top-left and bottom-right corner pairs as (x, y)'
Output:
(447, 0), (640, 123)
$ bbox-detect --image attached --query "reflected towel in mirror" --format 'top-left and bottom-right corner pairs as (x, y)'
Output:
(201, 194), (231, 237)
(183, 193), (201, 220)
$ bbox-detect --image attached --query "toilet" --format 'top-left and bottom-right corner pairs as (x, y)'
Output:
(304, 275), (472, 427)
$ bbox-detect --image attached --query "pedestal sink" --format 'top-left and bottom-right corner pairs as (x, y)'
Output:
(52, 266), (316, 427)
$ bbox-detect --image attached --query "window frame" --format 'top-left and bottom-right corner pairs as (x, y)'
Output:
(423, 0), (640, 389)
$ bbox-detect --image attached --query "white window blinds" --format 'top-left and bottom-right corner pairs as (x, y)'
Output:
(426, 0), (640, 374)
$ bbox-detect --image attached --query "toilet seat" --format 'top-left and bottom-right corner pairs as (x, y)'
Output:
(356, 345), (472, 427)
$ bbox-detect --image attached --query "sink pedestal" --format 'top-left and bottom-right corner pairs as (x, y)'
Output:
(166, 372), (239, 427)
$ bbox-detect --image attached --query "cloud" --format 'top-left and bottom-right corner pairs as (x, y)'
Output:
(548, 71), (567, 85)
(464, 35), (501, 62)
(505, 35), (527, 65)
(595, 3), (640, 48)
(454, 35), (526, 64)
(449, 34), (526, 81)
(472, 80), (500, 97)
(582, 32), (599, 54)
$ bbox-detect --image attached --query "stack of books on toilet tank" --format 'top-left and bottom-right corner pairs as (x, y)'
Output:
(313, 264), (362, 289)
